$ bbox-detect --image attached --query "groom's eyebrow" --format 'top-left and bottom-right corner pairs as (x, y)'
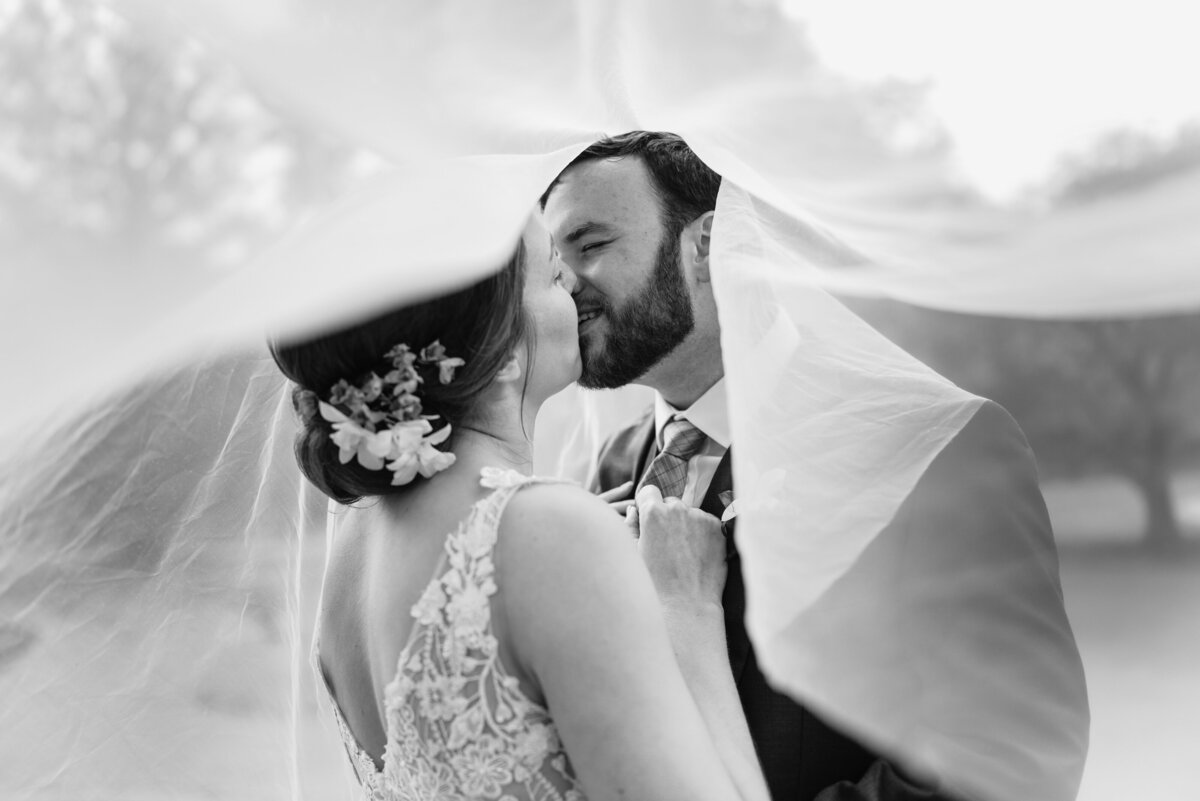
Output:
(563, 222), (613, 245)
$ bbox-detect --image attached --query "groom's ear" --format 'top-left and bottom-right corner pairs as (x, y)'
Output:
(688, 211), (716, 283)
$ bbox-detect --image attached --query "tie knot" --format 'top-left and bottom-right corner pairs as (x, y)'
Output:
(660, 416), (705, 460)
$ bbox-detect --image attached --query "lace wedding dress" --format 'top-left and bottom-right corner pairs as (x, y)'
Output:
(315, 467), (586, 801)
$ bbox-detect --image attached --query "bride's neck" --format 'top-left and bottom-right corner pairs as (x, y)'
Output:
(374, 394), (538, 519)
(451, 426), (533, 474)
(449, 388), (539, 474)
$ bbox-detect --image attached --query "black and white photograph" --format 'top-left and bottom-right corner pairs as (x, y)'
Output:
(1, 2), (1197, 800)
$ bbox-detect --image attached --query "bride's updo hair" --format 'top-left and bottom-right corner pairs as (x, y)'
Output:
(270, 242), (528, 504)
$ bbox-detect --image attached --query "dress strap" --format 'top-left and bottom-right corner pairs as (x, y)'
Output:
(478, 466), (554, 490)
(473, 468), (573, 554)
(403, 467), (574, 659)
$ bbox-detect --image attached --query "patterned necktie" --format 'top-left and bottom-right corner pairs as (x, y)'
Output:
(637, 416), (707, 501)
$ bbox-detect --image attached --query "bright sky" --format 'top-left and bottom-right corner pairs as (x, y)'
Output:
(786, 0), (1200, 200)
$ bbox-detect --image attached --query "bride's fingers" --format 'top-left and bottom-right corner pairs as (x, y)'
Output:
(608, 499), (635, 516)
(625, 503), (640, 539)
(595, 480), (633, 503)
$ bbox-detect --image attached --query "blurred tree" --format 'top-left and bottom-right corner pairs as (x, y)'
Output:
(853, 122), (1200, 548)
(979, 317), (1200, 549)
(1048, 124), (1200, 205)
(0, 0), (360, 267)
(852, 299), (1200, 549)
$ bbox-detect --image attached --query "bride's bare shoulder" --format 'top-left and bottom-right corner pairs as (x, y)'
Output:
(489, 480), (661, 689)
(498, 480), (627, 544)
(492, 480), (643, 607)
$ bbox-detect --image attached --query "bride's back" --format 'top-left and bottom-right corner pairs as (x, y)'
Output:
(315, 466), (491, 762)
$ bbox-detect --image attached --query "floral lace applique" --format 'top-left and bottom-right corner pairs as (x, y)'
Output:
(317, 468), (584, 801)
(478, 466), (530, 490)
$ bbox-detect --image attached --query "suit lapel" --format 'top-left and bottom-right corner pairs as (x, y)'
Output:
(593, 408), (657, 496)
(607, 426), (751, 685)
(695, 450), (752, 685)
(699, 448), (733, 518)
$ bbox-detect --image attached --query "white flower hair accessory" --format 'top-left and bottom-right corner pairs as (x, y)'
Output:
(317, 340), (466, 486)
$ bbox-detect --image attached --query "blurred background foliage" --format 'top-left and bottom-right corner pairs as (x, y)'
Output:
(849, 302), (1200, 548)
(848, 117), (1200, 550)
(0, 0), (365, 270)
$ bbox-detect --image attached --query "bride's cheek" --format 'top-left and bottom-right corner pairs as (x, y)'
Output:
(561, 301), (578, 339)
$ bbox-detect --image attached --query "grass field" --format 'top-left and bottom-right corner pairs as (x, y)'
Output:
(1043, 471), (1200, 801)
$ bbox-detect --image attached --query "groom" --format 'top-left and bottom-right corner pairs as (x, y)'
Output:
(541, 132), (1088, 801)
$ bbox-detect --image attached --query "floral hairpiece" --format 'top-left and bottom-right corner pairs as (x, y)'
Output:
(318, 340), (466, 486)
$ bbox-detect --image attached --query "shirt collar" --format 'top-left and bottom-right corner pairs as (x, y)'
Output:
(653, 377), (731, 450)
(650, 305), (797, 452)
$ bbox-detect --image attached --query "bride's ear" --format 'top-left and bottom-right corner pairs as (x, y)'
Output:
(494, 353), (522, 383)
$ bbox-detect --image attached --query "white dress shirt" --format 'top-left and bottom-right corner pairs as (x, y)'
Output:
(652, 379), (730, 507)
(645, 305), (799, 506)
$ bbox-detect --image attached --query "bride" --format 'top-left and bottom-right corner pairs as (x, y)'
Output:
(270, 213), (771, 801)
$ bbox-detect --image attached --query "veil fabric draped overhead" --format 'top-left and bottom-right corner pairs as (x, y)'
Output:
(2, 1), (1196, 800)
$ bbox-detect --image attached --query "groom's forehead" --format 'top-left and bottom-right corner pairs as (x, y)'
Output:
(544, 157), (660, 235)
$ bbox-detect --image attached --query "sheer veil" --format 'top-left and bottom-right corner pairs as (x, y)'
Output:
(2, 2), (1197, 800)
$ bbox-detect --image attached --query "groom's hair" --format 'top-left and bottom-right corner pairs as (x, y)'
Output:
(541, 131), (722, 238)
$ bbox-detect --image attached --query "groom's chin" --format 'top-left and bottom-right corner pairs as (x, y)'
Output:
(578, 328), (602, 362)
(577, 372), (623, 390)
(576, 342), (626, 390)
(576, 337), (607, 389)
(577, 353), (648, 391)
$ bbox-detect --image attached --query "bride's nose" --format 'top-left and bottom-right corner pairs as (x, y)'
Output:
(560, 261), (580, 294)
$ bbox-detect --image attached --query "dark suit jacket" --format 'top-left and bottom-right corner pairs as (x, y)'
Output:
(592, 399), (1087, 801)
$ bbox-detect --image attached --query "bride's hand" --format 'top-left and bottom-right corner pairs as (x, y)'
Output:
(634, 485), (728, 607)
(594, 480), (635, 515)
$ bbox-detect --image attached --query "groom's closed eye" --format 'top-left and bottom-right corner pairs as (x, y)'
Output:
(579, 240), (612, 255)
(563, 221), (615, 247)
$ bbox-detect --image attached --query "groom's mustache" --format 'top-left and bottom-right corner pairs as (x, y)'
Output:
(573, 291), (610, 330)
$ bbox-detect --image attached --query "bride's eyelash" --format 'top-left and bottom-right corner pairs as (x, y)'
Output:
(580, 241), (610, 254)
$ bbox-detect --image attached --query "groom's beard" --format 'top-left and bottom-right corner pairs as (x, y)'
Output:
(577, 231), (695, 389)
